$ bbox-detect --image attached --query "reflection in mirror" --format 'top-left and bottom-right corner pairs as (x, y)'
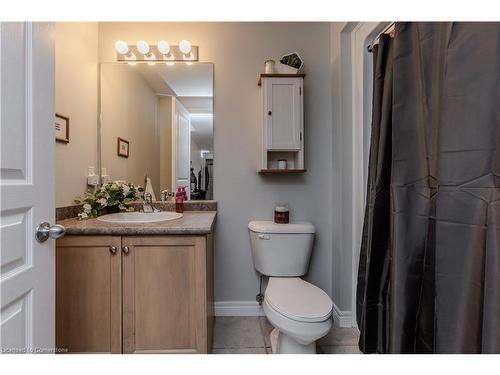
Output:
(100, 63), (214, 201)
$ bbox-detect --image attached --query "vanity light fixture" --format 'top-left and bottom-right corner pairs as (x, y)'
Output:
(136, 40), (156, 65)
(145, 53), (157, 65)
(179, 39), (192, 55)
(115, 39), (198, 64)
(115, 40), (129, 55)
(136, 40), (150, 55)
(115, 40), (137, 65)
(179, 39), (194, 64)
(126, 53), (137, 66)
(158, 40), (175, 65)
(157, 40), (171, 55)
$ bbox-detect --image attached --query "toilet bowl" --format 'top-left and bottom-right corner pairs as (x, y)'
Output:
(263, 277), (333, 354)
(248, 220), (333, 354)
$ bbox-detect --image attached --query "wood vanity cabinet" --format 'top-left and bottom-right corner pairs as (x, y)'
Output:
(56, 236), (122, 353)
(56, 234), (214, 354)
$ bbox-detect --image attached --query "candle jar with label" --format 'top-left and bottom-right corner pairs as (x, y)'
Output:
(274, 205), (290, 224)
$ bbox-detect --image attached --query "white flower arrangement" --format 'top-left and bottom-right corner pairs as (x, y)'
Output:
(75, 181), (144, 219)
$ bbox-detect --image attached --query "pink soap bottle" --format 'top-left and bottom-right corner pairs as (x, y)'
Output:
(175, 187), (184, 213)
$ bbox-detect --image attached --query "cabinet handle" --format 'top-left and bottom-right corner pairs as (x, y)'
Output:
(109, 246), (117, 255)
(268, 111), (272, 116)
(122, 246), (130, 255)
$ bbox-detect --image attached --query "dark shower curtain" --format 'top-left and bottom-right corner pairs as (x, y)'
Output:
(357, 22), (500, 354)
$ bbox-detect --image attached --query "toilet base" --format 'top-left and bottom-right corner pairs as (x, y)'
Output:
(269, 328), (317, 354)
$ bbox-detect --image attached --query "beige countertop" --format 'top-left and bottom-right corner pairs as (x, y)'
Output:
(58, 211), (216, 236)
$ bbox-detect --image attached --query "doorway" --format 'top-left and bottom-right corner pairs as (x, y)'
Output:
(333, 21), (391, 328)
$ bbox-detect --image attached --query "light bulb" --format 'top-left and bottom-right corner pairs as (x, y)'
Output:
(115, 40), (129, 55)
(179, 39), (192, 55)
(157, 40), (170, 55)
(137, 40), (150, 55)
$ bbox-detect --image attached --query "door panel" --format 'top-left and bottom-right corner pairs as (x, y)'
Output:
(56, 236), (122, 353)
(0, 22), (55, 353)
(1, 208), (31, 276)
(265, 78), (301, 150)
(122, 236), (207, 353)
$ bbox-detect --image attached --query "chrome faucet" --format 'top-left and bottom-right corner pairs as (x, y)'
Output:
(143, 192), (158, 213)
(160, 189), (170, 202)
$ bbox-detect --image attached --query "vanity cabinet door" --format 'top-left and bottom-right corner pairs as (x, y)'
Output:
(122, 236), (208, 354)
(56, 236), (122, 353)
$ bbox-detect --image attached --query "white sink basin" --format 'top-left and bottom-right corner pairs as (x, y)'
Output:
(97, 211), (183, 223)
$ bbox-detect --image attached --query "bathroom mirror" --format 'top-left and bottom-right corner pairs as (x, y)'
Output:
(99, 62), (214, 200)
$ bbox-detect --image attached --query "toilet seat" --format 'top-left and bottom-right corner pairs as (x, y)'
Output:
(265, 277), (333, 323)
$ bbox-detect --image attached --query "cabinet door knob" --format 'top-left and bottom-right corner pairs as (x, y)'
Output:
(109, 246), (118, 254)
(268, 111), (272, 116)
(122, 246), (130, 255)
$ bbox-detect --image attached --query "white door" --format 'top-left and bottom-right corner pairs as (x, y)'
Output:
(1, 22), (57, 353)
(172, 99), (190, 199)
(264, 77), (302, 150)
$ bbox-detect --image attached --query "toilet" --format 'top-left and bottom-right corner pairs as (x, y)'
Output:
(248, 221), (333, 354)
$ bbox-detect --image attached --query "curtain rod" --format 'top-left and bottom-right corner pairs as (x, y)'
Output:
(367, 22), (395, 53)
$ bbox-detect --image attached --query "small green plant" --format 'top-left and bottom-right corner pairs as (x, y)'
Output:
(74, 181), (144, 219)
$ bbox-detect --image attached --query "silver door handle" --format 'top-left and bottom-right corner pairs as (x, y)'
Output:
(35, 222), (66, 243)
(122, 246), (129, 255)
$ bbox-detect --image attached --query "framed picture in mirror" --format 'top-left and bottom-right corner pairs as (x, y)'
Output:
(117, 137), (129, 158)
(55, 113), (69, 143)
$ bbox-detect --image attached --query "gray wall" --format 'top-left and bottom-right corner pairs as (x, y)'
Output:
(98, 22), (334, 303)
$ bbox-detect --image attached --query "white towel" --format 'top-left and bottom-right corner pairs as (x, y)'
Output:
(144, 176), (157, 201)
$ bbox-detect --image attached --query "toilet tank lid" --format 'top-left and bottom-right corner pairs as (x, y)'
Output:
(248, 221), (315, 234)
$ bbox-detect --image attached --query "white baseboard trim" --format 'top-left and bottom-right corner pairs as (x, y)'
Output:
(332, 302), (353, 328)
(214, 301), (265, 317)
(214, 300), (353, 327)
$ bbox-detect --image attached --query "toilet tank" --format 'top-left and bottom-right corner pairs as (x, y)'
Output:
(248, 221), (315, 277)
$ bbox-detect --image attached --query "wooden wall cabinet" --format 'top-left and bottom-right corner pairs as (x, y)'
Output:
(258, 74), (306, 174)
(56, 234), (214, 354)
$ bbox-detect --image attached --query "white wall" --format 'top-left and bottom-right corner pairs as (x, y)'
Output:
(100, 64), (160, 194)
(330, 22), (353, 312)
(330, 23), (388, 324)
(55, 23), (98, 207)
(98, 22), (334, 303)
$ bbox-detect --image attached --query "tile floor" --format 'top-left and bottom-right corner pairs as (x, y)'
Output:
(211, 316), (361, 354)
